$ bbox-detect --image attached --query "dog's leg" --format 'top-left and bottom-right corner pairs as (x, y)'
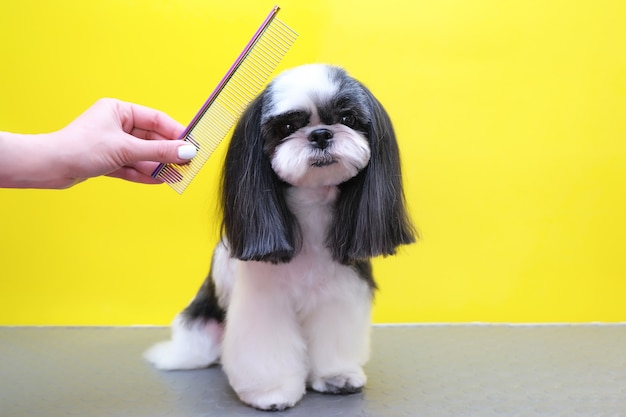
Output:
(221, 262), (307, 411)
(303, 269), (373, 394)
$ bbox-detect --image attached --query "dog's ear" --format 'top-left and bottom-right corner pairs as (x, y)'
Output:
(329, 87), (417, 263)
(220, 94), (300, 263)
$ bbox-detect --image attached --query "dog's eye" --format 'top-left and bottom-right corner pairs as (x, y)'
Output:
(340, 114), (357, 128)
(279, 123), (297, 137)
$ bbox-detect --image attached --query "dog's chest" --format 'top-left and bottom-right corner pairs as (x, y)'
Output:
(287, 186), (337, 251)
(284, 186), (341, 294)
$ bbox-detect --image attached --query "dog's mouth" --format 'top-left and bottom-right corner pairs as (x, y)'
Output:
(311, 159), (338, 167)
(310, 151), (337, 167)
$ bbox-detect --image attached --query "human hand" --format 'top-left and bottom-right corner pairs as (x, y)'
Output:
(48, 98), (195, 187)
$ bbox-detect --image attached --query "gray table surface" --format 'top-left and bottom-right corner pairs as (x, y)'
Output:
(1, 325), (625, 417)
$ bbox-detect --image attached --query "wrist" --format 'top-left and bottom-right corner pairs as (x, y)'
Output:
(0, 131), (75, 189)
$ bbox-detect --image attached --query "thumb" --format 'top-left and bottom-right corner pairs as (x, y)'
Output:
(124, 137), (197, 164)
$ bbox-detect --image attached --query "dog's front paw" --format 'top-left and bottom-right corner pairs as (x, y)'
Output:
(236, 379), (306, 411)
(309, 370), (366, 395)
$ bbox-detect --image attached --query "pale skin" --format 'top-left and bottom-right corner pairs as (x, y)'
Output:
(0, 98), (196, 189)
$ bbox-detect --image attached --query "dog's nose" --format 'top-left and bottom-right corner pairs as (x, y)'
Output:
(309, 129), (333, 149)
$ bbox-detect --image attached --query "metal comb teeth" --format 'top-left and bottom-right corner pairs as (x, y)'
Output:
(152, 5), (298, 194)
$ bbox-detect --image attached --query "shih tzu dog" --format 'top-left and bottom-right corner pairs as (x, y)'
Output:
(145, 64), (416, 411)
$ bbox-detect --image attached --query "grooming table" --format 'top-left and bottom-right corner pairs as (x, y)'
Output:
(1, 325), (624, 416)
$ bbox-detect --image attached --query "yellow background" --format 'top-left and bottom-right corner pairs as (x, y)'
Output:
(1, 0), (625, 325)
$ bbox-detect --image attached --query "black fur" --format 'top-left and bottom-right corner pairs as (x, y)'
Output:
(220, 67), (415, 265)
(181, 258), (226, 323)
(329, 85), (416, 263)
(351, 259), (377, 291)
(220, 94), (302, 264)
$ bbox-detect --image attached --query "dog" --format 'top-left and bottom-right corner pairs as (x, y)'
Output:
(145, 64), (416, 411)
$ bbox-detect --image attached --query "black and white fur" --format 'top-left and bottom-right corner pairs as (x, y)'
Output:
(145, 64), (415, 411)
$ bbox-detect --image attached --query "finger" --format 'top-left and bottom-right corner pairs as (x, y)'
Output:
(122, 135), (197, 165)
(128, 126), (180, 141)
(133, 160), (185, 183)
(123, 101), (186, 140)
(129, 160), (189, 179)
(106, 167), (164, 184)
(128, 160), (161, 177)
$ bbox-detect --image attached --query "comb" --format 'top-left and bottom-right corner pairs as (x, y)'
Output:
(152, 5), (298, 193)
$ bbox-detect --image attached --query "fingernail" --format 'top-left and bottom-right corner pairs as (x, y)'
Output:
(177, 144), (197, 160)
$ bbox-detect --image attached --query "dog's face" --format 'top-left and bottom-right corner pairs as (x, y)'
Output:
(260, 64), (372, 188)
(222, 64), (416, 263)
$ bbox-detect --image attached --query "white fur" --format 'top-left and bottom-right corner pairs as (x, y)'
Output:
(144, 314), (223, 370)
(223, 187), (372, 410)
(271, 124), (371, 188)
(265, 64), (371, 188)
(146, 186), (372, 410)
(264, 64), (339, 119)
(146, 64), (381, 411)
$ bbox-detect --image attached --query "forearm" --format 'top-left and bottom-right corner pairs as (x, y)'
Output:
(1, 99), (192, 189)
(0, 131), (71, 189)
